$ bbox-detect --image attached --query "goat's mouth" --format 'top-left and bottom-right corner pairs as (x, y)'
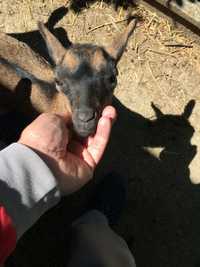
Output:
(73, 120), (97, 138)
(72, 110), (99, 138)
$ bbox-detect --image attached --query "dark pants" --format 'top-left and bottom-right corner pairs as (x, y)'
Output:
(68, 210), (136, 267)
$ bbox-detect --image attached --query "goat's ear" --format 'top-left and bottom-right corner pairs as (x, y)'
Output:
(0, 57), (53, 89)
(38, 22), (67, 65)
(0, 57), (39, 83)
(182, 100), (195, 119)
(0, 31), (54, 86)
(151, 102), (164, 118)
(105, 19), (137, 63)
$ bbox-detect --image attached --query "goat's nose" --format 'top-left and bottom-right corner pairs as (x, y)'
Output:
(78, 109), (96, 122)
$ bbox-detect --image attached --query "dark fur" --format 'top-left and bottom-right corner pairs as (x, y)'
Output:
(55, 44), (117, 136)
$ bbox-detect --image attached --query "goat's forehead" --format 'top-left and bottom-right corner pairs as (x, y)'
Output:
(61, 44), (110, 74)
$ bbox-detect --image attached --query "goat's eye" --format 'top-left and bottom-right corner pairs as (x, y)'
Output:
(55, 79), (65, 92)
(108, 75), (116, 86)
(55, 79), (62, 86)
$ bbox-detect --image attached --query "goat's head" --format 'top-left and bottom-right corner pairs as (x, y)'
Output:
(39, 19), (137, 137)
(1, 19), (136, 137)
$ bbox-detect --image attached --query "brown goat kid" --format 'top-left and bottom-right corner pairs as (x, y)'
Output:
(0, 19), (137, 138)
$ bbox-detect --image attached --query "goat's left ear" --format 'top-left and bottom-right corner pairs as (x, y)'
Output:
(38, 22), (69, 65)
(105, 19), (137, 63)
(182, 99), (195, 119)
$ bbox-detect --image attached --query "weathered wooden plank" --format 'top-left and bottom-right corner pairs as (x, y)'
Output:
(153, 0), (200, 30)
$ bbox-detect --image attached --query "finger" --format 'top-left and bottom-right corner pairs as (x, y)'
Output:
(102, 106), (117, 122)
(87, 116), (112, 165)
(81, 147), (96, 168)
(68, 140), (96, 169)
(86, 106), (117, 147)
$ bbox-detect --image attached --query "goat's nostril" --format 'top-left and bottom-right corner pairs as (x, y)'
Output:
(78, 110), (96, 122)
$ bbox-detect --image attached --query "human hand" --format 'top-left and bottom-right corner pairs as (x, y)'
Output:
(18, 106), (116, 194)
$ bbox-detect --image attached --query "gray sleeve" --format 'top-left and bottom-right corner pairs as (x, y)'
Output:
(0, 143), (61, 239)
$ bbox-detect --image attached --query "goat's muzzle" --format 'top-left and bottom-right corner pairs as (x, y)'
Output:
(73, 108), (98, 138)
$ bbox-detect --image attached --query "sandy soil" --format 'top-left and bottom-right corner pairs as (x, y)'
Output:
(1, 1), (200, 267)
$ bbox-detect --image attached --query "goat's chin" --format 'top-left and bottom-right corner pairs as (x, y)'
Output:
(73, 123), (97, 139)
(77, 131), (93, 138)
(74, 129), (96, 139)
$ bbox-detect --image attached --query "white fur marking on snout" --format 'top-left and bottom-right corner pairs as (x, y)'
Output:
(55, 83), (62, 92)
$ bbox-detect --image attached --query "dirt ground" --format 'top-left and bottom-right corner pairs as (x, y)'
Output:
(1, 1), (200, 267)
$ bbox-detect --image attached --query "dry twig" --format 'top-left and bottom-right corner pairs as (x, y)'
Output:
(147, 48), (177, 58)
(86, 18), (129, 34)
(164, 43), (193, 48)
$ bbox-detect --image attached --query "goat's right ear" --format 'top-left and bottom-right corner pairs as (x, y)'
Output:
(0, 57), (53, 89)
(0, 57), (39, 83)
(105, 19), (137, 63)
(0, 31), (54, 86)
(38, 22), (68, 65)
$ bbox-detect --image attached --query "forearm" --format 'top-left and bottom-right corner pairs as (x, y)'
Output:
(0, 143), (61, 239)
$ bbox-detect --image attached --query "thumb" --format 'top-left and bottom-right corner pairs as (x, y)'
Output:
(55, 112), (72, 125)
